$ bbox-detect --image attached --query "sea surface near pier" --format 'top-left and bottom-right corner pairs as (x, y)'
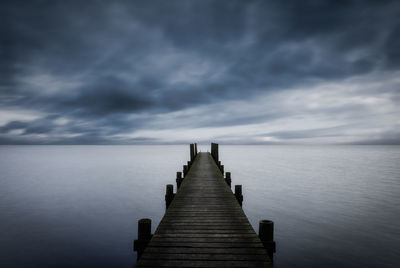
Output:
(1, 145), (399, 268)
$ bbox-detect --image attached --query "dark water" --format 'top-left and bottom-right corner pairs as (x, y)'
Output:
(1, 145), (399, 267)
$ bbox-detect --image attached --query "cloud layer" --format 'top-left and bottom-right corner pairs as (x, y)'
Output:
(1, 0), (400, 144)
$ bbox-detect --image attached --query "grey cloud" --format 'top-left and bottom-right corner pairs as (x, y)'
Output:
(385, 25), (400, 69)
(59, 78), (153, 116)
(0, 121), (27, 133)
(261, 126), (351, 140)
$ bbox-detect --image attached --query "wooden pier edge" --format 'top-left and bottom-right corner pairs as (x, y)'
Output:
(134, 143), (276, 267)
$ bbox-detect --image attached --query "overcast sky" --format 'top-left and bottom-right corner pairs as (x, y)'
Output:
(1, 0), (400, 144)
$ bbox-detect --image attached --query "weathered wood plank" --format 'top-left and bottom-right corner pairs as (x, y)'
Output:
(138, 259), (272, 268)
(141, 253), (270, 261)
(150, 237), (262, 243)
(151, 229), (256, 234)
(146, 242), (265, 248)
(153, 233), (258, 238)
(159, 222), (251, 227)
(143, 247), (270, 255)
(159, 220), (250, 224)
(155, 226), (254, 231)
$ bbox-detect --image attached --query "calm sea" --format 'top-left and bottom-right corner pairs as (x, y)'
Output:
(1, 145), (399, 267)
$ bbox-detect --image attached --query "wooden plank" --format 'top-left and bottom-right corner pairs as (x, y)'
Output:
(143, 247), (269, 255)
(138, 259), (272, 268)
(151, 229), (256, 234)
(159, 220), (250, 224)
(149, 237), (262, 243)
(158, 222), (252, 227)
(146, 242), (265, 248)
(153, 234), (258, 238)
(155, 226), (254, 231)
(141, 253), (270, 261)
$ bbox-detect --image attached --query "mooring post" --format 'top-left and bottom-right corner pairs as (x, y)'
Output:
(190, 143), (195, 162)
(218, 160), (221, 169)
(133, 218), (152, 260)
(220, 164), (224, 175)
(165, 184), (175, 210)
(225, 172), (231, 187)
(183, 165), (188, 177)
(211, 143), (219, 163)
(234, 185), (243, 206)
(194, 143), (198, 155)
(215, 143), (219, 162)
(176, 172), (183, 189)
(187, 161), (191, 170)
(259, 220), (276, 262)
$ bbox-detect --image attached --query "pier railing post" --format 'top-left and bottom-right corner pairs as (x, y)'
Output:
(176, 172), (183, 189)
(211, 143), (219, 163)
(225, 172), (231, 187)
(234, 185), (243, 206)
(190, 143), (195, 162)
(133, 218), (152, 260)
(259, 220), (276, 262)
(165, 184), (175, 210)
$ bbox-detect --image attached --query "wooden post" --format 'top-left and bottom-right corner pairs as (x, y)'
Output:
(133, 218), (152, 260)
(225, 172), (231, 187)
(190, 144), (195, 162)
(187, 161), (191, 170)
(211, 143), (219, 163)
(183, 165), (188, 177)
(215, 143), (218, 162)
(194, 143), (198, 155)
(259, 220), (276, 262)
(176, 172), (183, 189)
(220, 164), (224, 175)
(165, 184), (175, 210)
(234, 185), (243, 206)
(218, 160), (221, 169)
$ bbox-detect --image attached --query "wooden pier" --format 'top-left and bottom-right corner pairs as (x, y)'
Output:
(134, 143), (275, 267)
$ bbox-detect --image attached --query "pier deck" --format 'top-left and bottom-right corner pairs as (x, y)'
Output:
(136, 151), (273, 267)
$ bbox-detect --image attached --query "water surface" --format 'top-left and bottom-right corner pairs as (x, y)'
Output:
(1, 145), (399, 267)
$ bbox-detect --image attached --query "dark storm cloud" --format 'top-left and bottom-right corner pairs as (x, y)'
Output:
(1, 0), (400, 144)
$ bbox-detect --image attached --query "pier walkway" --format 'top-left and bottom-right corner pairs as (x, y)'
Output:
(134, 144), (274, 267)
